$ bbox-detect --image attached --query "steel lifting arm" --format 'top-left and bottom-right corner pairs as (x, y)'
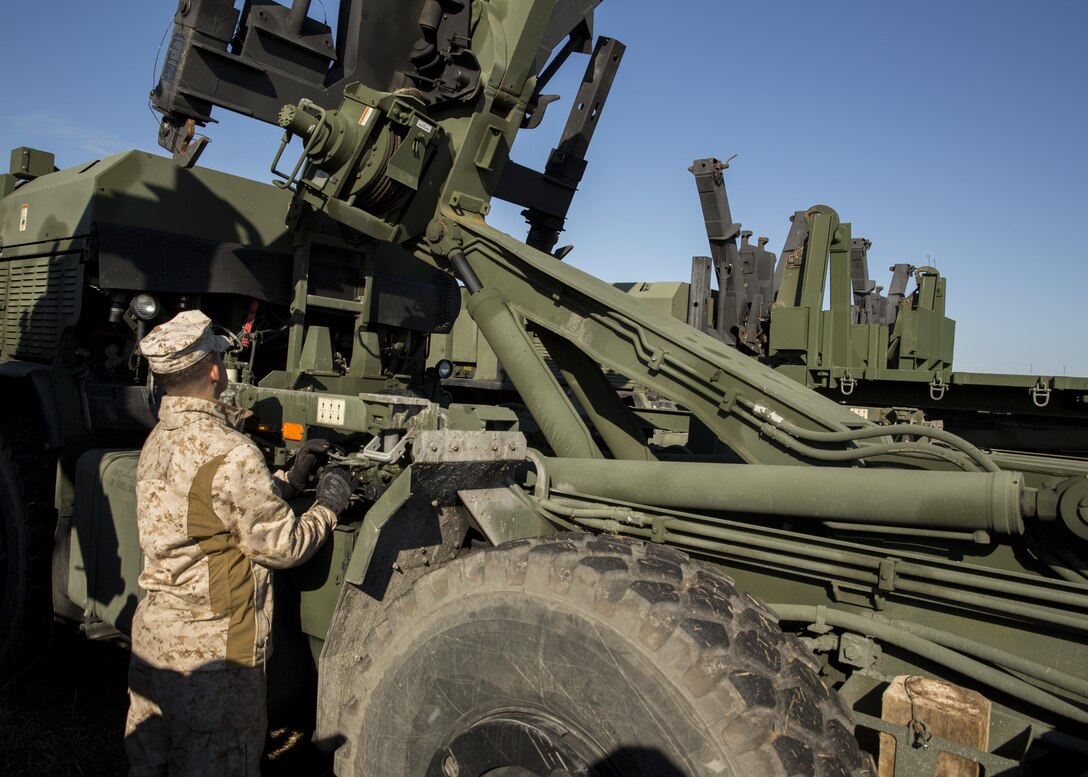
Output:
(150, 0), (608, 226)
(494, 35), (625, 254)
(152, 0), (489, 160)
(689, 158), (745, 348)
(423, 216), (878, 467)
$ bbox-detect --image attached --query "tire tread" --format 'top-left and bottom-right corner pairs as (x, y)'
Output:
(336, 532), (873, 777)
(0, 419), (56, 677)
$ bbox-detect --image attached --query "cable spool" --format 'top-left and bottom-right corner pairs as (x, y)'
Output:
(351, 86), (427, 214)
(278, 84), (440, 224)
(354, 130), (410, 215)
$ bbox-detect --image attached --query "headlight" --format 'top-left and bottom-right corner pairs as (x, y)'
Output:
(436, 359), (454, 379)
(130, 293), (160, 321)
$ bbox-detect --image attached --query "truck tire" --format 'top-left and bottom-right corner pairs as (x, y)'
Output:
(336, 533), (872, 777)
(0, 422), (55, 676)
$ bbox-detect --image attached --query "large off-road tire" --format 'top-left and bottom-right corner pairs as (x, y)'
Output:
(0, 422), (55, 677)
(336, 533), (872, 777)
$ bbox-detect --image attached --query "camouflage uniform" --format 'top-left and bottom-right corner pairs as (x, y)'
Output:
(125, 312), (337, 776)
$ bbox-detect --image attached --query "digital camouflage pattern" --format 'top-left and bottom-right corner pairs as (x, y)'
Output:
(126, 394), (336, 773)
(138, 310), (233, 374)
(130, 395), (336, 672)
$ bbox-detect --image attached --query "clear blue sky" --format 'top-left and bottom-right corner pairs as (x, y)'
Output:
(1, 1), (1085, 375)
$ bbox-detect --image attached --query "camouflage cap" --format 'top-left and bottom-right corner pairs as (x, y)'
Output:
(138, 310), (232, 375)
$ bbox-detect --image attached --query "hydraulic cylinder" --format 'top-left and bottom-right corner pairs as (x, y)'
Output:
(542, 458), (1025, 535)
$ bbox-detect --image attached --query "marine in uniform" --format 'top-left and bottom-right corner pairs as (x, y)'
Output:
(124, 310), (352, 776)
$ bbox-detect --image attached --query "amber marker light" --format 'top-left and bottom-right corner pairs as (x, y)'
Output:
(282, 422), (305, 441)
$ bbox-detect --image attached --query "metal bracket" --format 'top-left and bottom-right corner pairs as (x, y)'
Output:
(910, 718), (933, 749)
(458, 486), (557, 546)
(717, 389), (736, 414)
(1030, 380), (1052, 408)
(878, 558), (899, 592)
(449, 191), (491, 216)
(413, 430), (526, 464)
(801, 604), (833, 635)
(928, 375), (946, 401)
(830, 580), (884, 610)
(838, 632), (881, 669)
(161, 117), (209, 169)
(359, 434), (412, 464)
(852, 711), (1021, 776)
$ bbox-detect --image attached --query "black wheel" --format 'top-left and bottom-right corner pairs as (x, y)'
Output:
(0, 422), (55, 677)
(335, 533), (872, 777)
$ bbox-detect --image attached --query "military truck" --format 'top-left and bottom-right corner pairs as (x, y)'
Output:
(1, 1), (1086, 775)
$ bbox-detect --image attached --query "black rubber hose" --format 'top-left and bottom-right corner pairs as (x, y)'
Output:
(449, 249), (482, 294)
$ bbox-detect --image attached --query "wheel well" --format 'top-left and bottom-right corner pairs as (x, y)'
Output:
(0, 370), (82, 622)
(0, 367), (63, 449)
(0, 415), (61, 671)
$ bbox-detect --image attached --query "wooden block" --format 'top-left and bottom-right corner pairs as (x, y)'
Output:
(878, 675), (991, 777)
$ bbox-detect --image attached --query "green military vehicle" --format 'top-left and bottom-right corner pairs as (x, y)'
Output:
(1, 1), (1086, 775)
(434, 155), (1088, 456)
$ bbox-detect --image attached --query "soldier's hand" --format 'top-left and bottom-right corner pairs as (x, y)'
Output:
(287, 438), (331, 491)
(315, 466), (354, 515)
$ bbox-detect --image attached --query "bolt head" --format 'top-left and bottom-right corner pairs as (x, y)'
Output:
(426, 220), (447, 244)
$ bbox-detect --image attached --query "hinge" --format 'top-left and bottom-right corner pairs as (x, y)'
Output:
(878, 558), (899, 593)
(830, 580), (885, 610)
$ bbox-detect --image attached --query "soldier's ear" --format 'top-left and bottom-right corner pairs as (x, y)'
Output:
(208, 352), (229, 396)
(207, 356), (224, 387)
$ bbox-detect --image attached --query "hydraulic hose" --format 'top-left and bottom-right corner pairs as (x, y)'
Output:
(744, 393), (996, 472)
(449, 249), (483, 294)
(523, 477), (1088, 633)
(750, 422), (983, 472)
(772, 604), (1088, 726)
(891, 617), (1088, 700)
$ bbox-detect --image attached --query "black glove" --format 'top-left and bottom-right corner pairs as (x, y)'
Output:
(287, 439), (331, 491)
(315, 467), (354, 515)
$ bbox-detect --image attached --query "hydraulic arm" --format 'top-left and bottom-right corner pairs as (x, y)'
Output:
(251, 0), (1088, 547)
(223, 0), (1085, 514)
(152, 0), (610, 252)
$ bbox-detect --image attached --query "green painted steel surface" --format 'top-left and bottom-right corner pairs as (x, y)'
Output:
(541, 458), (1024, 535)
(68, 450), (143, 634)
(0, 151), (293, 254)
(3, 1), (1087, 771)
(257, 3), (1088, 762)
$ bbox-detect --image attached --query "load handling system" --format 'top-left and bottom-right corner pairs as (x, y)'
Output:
(0, 1), (1085, 774)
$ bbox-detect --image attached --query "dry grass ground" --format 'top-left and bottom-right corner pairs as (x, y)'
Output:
(0, 625), (331, 776)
